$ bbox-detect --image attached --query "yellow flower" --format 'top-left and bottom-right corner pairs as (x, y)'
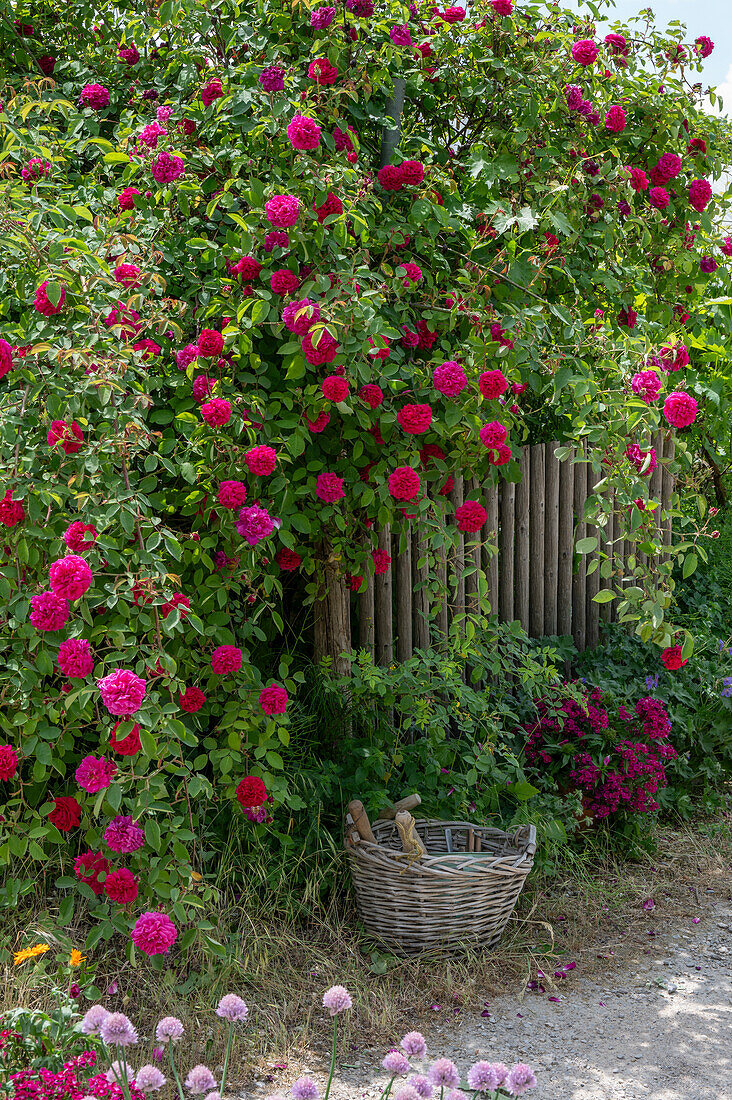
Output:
(13, 943), (50, 966)
(68, 950), (86, 968)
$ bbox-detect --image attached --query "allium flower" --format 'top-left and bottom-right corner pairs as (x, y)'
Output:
(75, 755), (117, 794)
(107, 1061), (136, 1086)
(216, 994), (249, 1022)
(322, 986), (352, 1016)
(131, 911), (178, 956)
(49, 554), (93, 600)
(259, 683), (288, 714)
(433, 361), (466, 397)
(104, 815), (145, 853)
(211, 645), (243, 674)
(406, 1078), (433, 1099)
(48, 796), (81, 832)
(265, 194), (301, 228)
(468, 1062), (508, 1090)
(150, 152), (185, 184)
(316, 472), (345, 503)
(455, 500), (487, 533)
(35, 280), (66, 316)
(311, 6), (336, 28)
(505, 1063), (537, 1095)
(80, 1005), (110, 1035)
(30, 591), (69, 632)
(201, 398), (232, 427)
(291, 1080), (319, 1100)
(100, 1013), (138, 1047)
(388, 467), (421, 501)
(236, 504), (275, 545)
(394, 1089), (422, 1100)
(571, 39), (598, 65)
(155, 1017), (185, 1043)
(185, 1066), (217, 1095)
(135, 1066), (167, 1093)
(400, 1033), (426, 1059)
(0, 745), (19, 781)
(74, 850), (109, 895)
(287, 114), (321, 151)
(428, 1059), (460, 1089)
(479, 369), (509, 400)
(180, 687), (206, 713)
(98, 669), (147, 716)
(259, 66), (285, 92)
(605, 105), (626, 132)
(663, 391), (698, 428)
(689, 178), (712, 212)
(57, 637), (94, 678)
(80, 83), (110, 109)
(383, 1051), (410, 1075)
(104, 868), (139, 904)
(236, 775), (267, 808)
(631, 370), (661, 404)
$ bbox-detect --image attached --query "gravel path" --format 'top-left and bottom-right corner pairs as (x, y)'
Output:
(252, 903), (732, 1100)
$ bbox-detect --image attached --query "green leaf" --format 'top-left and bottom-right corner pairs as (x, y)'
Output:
(593, 589), (615, 603)
(576, 536), (598, 554)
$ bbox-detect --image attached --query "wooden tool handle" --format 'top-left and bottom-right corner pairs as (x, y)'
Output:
(395, 811), (427, 858)
(347, 800), (376, 843)
(377, 792), (422, 820)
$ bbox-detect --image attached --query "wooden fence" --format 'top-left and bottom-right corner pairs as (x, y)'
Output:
(354, 434), (675, 661)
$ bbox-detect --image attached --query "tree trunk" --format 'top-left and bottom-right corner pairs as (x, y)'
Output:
(312, 540), (352, 677)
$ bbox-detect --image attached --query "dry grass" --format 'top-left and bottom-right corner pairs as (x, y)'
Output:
(2, 816), (730, 1086)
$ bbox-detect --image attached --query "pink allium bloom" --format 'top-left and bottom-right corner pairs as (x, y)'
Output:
(433, 360), (467, 397)
(48, 554), (93, 600)
(401, 1032), (427, 1058)
(259, 65), (285, 93)
(201, 398), (232, 427)
(80, 83), (110, 109)
(259, 683), (288, 714)
(211, 645), (243, 674)
(322, 986), (352, 1016)
(218, 480), (248, 509)
(131, 911), (178, 956)
(35, 280), (65, 316)
(663, 391), (698, 428)
(291, 1081), (319, 1100)
(505, 1063), (537, 1096)
(480, 420), (508, 448)
(80, 1005), (110, 1035)
(428, 1059), (460, 1089)
(406, 1078), (433, 1099)
(388, 467), (421, 501)
(107, 1061), (136, 1086)
(649, 186), (670, 210)
(75, 755), (117, 794)
(316, 472), (344, 503)
(245, 444), (277, 476)
(397, 404), (432, 434)
(455, 500), (487, 533)
(631, 370), (662, 403)
(689, 178), (712, 212)
(236, 504), (275, 545)
(98, 669), (147, 716)
(150, 152), (185, 184)
(287, 114), (321, 151)
(216, 994), (249, 1022)
(104, 815), (145, 853)
(468, 1062), (508, 1090)
(136, 1066), (167, 1092)
(479, 369), (509, 399)
(29, 591), (70, 632)
(155, 1017), (185, 1043)
(201, 78), (223, 106)
(100, 1013), (138, 1047)
(695, 35), (714, 58)
(383, 1051), (410, 1076)
(571, 39), (598, 65)
(311, 6), (336, 28)
(605, 105), (626, 132)
(185, 1066), (217, 1095)
(57, 637), (94, 678)
(265, 194), (301, 228)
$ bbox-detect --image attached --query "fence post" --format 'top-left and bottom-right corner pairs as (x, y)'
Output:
(483, 482), (499, 617)
(586, 462), (600, 648)
(374, 525), (393, 665)
(359, 572), (375, 656)
(499, 478), (515, 622)
(395, 525), (413, 662)
(449, 476), (465, 628)
(544, 441), (560, 635)
(572, 446), (587, 652)
(412, 524), (430, 651)
(529, 444), (545, 637)
(558, 448), (574, 637)
(514, 447), (530, 633)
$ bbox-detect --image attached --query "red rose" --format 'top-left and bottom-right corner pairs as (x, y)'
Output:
(236, 775), (267, 808)
(49, 796), (82, 832)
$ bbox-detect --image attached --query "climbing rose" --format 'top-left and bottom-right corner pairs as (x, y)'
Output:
(236, 504), (275, 545)
(307, 412), (331, 432)
(265, 194), (300, 227)
(480, 421), (508, 448)
(104, 814), (144, 852)
(150, 152), (185, 183)
(179, 687), (206, 713)
(661, 645), (687, 670)
(211, 646), (243, 674)
(618, 308), (637, 329)
(201, 78), (223, 106)
(245, 445), (277, 476)
(218, 480), (247, 510)
(308, 58), (338, 84)
(440, 6), (465, 22)
(659, 344), (689, 372)
(270, 268), (300, 296)
(230, 255), (262, 281)
(97, 669), (147, 716)
(58, 638), (95, 678)
(397, 404), (432, 434)
(688, 178), (712, 212)
(283, 298), (319, 333)
(455, 501), (487, 533)
(201, 398), (231, 427)
(0, 490), (24, 527)
(109, 721), (142, 756)
(489, 444), (512, 467)
(0, 338), (12, 378)
(316, 472), (344, 502)
(259, 65), (285, 92)
(48, 796), (81, 832)
(322, 376), (349, 402)
(197, 328), (224, 357)
(399, 262), (423, 285)
(631, 371), (661, 404)
(649, 187), (670, 210)
(399, 160), (424, 186)
(21, 158), (50, 184)
(118, 45), (140, 65)
(433, 361), (467, 397)
(372, 548), (391, 574)
(626, 167), (648, 191)
(236, 775), (268, 807)
(259, 684), (288, 714)
(192, 374), (215, 402)
(479, 370), (509, 400)
(118, 186), (141, 210)
(131, 911), (178, 956)
(311, 6), (335, 28)
(571, 39), (598, 65)
(625, 443), (657, 476)
(49, 555), (93, 600)
(47, 420), (84, 454)
(287, 114), (321, 151)
(0, 745), (19, 781)
(161, 593), (190, 619)
(79, 83), (110, 109)
(313, 192), (343, 223)
(29, 591), (69, 632)
(276, 548), (302, 571)
(104, 869), (139, 905)
(114, 263), (142, 288)
(695, 36), (714, 58)
(388, 467), (421, 501)
(76, 755), (116, 794)
(700, 256), (718, 273)
(604, 105), (626, 132)
(663, 391), (698, 428)
(378, 165), (403, 191)
(35, 280), (65, 315)
(74, 851), (109, 895)
(359, 384), (384, 408)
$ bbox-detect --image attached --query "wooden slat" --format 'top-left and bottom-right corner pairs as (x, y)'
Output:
(586, 462), (600, 648)
(395, 526), (413, 661)
(529, 444), (545, 637)
(499, 479), (516, 622)
(599, 495), (614, 625)
(662, 436), (675, 547)
(465, 477), (481, 615)
(483, 482), (499, 617)
(558, 449), (574, 638)
(572, 447), (587, 652)
(449, 476), (465, 627)
(374, 525), (393, 665)
(514, 447), (530, 633)
(412, 524), (429, 651)
(359, 572), (375, 655)
(544, 441), (560, 636)
(650, 431), (664, 565)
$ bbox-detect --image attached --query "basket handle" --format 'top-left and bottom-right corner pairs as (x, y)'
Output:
(513, 823), (537, 857)
(347, 800), (376, 844)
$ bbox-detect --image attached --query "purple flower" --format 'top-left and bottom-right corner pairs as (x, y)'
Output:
(80, 1005), (109, 1035)
(394, 1088), (421, 1100)
(505, 1063), (538, 1096)
(185, 1066), (217, 1094)
(290, 1079), (319, 1100)
(642, 897), (655, 911)
(467, 1061), (507, 1091)
(100, 1012), (138, 1047)
(104, 815), (145, 854)
(106, 1062), (135, 1086)
(236, 504), (276, 545)
(383, 1050), (410, 1075)
(155, 1016), (184, 1043)
(215, 994), (249, 1022)
(322, 985), (352, 1016)
(401, 1031), (427, 1058)
(259, 66), (285, 93)
(407, 1076), (433, 1098)
(427, 1059), (460, 1089)
(310, 6), (335, 28)
(135, 1066), (167, 1092)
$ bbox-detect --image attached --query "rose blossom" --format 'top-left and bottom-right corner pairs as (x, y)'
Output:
(131, 911), (178, 956)
(48, 555), (93, 600)
(97, 669), (147, 716)
(316, 472), (344, 503)
(236, 504), (275, 545)
(75, 755), (117, 794)
(663, 391), (698, 428)
(29, 591), (69, 632)
(388, 467), (421, 501)
(57, 637), (94, 678)
(211, 645), (243, 674)
(259, 684), (288, 714)
(104, 815), (145, 853)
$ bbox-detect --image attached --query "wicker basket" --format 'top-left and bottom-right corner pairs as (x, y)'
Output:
(346, 818), (537, 955)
